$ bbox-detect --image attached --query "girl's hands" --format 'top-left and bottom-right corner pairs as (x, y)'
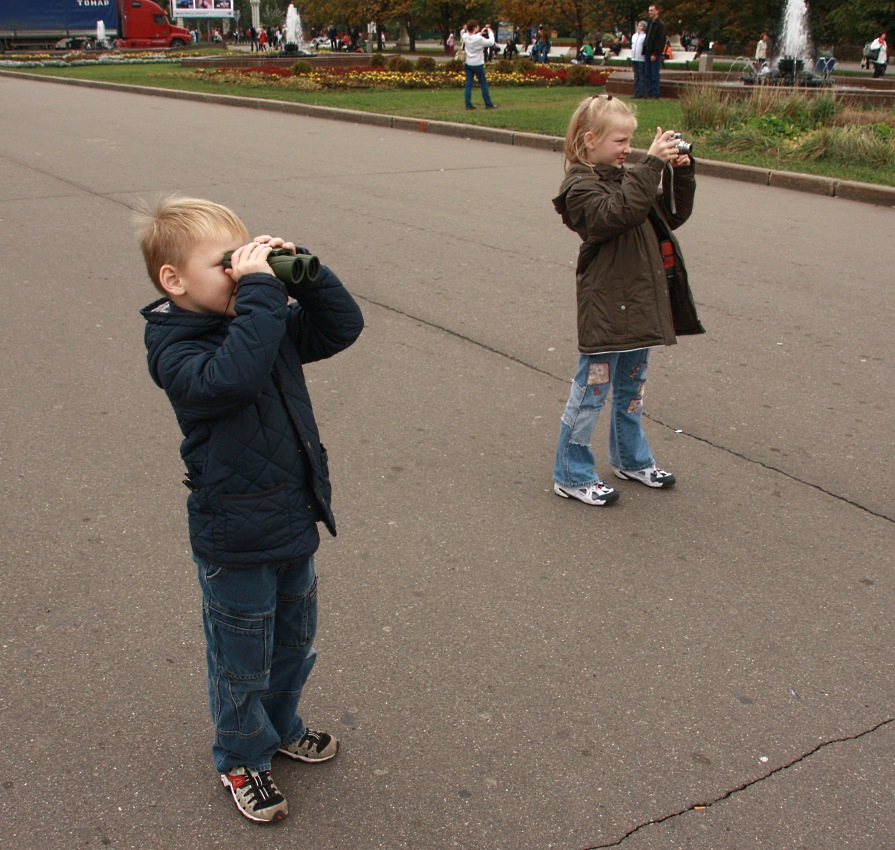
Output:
(648, 127), (686, 164)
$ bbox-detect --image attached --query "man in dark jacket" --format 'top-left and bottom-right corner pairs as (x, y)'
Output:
(137, 196), (363, 825)
(644, 3), (667, 98)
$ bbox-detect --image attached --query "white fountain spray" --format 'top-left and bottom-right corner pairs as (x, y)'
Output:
(96, 20), (106, 47)
(284, 5), (304, 52)
(777, 0), (811, 61)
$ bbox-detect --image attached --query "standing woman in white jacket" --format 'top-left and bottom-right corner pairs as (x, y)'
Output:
(461, 20), (497, 110)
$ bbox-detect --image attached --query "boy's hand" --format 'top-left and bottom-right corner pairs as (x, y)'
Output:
(252, 235), (297, 254)
(224, 241), (274, 282)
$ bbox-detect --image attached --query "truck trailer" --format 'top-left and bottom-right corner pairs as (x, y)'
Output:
(0, 0), (191, 50)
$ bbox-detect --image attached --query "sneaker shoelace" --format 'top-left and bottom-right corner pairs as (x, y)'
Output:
(233, 768), (282, 807)
(301, 730), (326, 752)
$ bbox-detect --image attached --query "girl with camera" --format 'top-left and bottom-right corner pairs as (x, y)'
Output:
(551, 95), (704, 505)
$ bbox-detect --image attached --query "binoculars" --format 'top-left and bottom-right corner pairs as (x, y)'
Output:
(221, 247), (320, 288)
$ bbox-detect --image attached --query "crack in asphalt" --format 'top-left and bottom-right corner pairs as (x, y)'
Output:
(577, 717), (894, 849)
(356, 293), (894, 525)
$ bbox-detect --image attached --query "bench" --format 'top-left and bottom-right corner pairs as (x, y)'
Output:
(665, 50), (697, 67)
(604, 48), (697, 66)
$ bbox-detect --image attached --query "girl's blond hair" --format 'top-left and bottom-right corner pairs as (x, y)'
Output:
(563, 95), (637, 169)
(133, 195), (250, 292)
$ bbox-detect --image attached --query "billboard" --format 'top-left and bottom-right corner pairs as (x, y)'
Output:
(0, 0), (120, 32)
(173, 0), (235, 17)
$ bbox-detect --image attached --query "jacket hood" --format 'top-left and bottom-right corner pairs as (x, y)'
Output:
(553, 163), (621, 223)
(141, 298), (226, 388)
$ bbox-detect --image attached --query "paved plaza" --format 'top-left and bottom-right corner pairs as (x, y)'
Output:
(0, 75), (892, 849)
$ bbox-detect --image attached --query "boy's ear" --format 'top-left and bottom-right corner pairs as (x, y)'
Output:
(158, 263), (185, 297)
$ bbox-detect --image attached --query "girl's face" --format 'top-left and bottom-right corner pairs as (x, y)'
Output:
(583, 121), (635, 168)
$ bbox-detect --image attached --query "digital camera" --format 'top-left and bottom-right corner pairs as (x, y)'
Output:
(671, 133), (693, 155)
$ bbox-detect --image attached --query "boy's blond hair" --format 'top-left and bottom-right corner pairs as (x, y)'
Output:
(563, 94), (637, 169)
(134, 195), (250, 292)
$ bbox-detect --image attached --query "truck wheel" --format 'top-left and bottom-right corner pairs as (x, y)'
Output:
(170, 38), (187, 48)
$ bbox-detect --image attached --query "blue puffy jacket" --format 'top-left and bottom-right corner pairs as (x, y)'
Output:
(142, 268), (363, 567)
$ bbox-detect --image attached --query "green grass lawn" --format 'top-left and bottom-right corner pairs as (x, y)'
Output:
(8, 63), (894, 185)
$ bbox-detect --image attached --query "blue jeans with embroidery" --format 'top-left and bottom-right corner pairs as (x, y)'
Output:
(553, 350), (655, 487)
(195, 554), (318, 773)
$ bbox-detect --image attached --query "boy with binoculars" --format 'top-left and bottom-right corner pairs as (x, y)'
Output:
(137, 196), (363, 823)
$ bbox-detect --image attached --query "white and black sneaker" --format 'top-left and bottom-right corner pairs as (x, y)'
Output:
(553, 481), (620, 506)
(220, 766), (288, 823)
(277, 729), (339, 763)
(612, 466), (676, 488)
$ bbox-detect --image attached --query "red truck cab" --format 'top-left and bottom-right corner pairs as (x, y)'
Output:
(116, 0), (190, 49)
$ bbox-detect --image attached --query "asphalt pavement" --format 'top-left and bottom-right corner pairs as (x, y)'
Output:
(0, 75), (892, 850)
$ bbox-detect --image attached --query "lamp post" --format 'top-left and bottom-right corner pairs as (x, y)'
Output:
(250, 0), (260, 32)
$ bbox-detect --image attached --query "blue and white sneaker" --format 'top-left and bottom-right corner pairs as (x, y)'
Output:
(553, 481), (620, 506)
(612, 466), (676, 488)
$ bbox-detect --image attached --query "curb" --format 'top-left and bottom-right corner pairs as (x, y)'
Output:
(3, 70), (894, 208)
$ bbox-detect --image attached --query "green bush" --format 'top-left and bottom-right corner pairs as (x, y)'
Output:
(444, 58), (464, 72)
(369, 52), (385, 67)
(679, 85), (735, 132)
(792, 125), (895, 166)
(416, 56), (437, 71)
(386, 55), (414, 72)
(494, 58), (516, 74)
(291, 60), (313, 75)
(566, 64), (594, 86)
(515, 57), (535, 73)
(809, 93), (840, 125)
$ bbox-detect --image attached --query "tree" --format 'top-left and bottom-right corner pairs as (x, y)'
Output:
(554, 0), (597, 49)
(499, 0), (559, 45)
(824, 0), (894, 43)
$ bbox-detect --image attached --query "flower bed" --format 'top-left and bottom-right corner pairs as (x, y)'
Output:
(0, 50), (180, 68)
(195, 63), (612, 91)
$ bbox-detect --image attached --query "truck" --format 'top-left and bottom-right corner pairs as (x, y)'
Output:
(0, 0), (192, 51)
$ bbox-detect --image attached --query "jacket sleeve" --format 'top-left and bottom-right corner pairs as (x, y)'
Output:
(283, 266), (364, 363)
(646, 20), (667, 56)
(155, 274), (288, 419)
(564, 158), (664, 244)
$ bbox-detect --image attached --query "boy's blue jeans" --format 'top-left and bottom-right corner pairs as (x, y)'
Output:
(195, 554), (318, 774)
(554, 350), (655, 487)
